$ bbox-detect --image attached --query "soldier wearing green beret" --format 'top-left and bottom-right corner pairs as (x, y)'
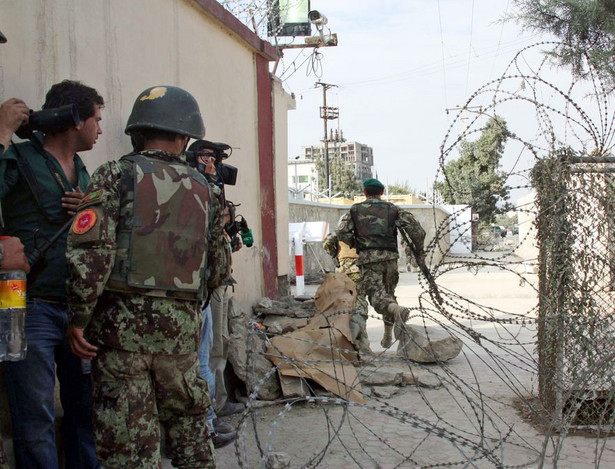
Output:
(337, 178), (426, 347)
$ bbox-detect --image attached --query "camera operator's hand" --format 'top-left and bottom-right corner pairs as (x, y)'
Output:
(198, 154), (216, 175)
(62, 187), (85, 216)
(0, 98), (29, 152)
(231, 233), (243, 252)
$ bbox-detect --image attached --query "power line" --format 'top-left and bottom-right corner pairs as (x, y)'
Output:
(464, 0), (476, 98)
(438, 0), (449, 111)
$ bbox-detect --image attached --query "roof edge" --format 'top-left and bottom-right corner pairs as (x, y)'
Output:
(191, 0), (279, 61)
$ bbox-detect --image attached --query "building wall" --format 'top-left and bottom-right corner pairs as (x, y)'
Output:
(288, 160), (316, 200)
(0, 0), (294, 463)
(273, 77), (294, 294)
(0, 0), (291, 308)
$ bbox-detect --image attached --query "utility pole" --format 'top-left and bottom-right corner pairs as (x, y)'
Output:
(445, 105), (483, 133)
(315, 81), (338, 196)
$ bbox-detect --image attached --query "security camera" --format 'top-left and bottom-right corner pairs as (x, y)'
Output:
(308, 10), (328, 27)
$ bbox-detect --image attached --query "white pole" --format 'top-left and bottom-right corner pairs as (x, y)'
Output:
(293, 231), (305, 296)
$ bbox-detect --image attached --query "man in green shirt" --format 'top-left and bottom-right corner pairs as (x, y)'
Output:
(0, 80), (104, 469)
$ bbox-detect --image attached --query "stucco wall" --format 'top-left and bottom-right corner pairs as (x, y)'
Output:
(0, 1), (294, 464)
(289, 201), (450, 279)
(273, 77), (295, 294)
(0, 0), (291, 310)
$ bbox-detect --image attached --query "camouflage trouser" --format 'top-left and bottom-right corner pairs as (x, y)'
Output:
(335, 259), (399, 347)
(357, 259), (399, 324)
(92, 347), (214, 469)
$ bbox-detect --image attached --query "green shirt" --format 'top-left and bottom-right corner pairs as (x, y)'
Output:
(0, 137), (90, 298)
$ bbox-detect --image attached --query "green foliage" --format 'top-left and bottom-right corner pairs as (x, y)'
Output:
(510, 0), (615, 91)
(387, 182), (414, 195)
(496, 213), (518, 230)
(313, 151), (362, 199)
(435, 116), (511, 225)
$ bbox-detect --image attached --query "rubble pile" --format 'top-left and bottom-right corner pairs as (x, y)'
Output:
(226, 274), (461, 404)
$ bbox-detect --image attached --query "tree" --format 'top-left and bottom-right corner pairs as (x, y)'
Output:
(313, 152), (362, 199)
(510, 0), (615, 91)
(435, 116), (511, 226)
(387, 182), (413, 195)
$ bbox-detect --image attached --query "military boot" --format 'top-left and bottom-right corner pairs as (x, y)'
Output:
(380, 323), (393, 348)
(387, 303), (410, 340)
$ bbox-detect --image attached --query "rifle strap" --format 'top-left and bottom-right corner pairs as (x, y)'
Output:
(10, 135), (73, 223)
(10, 140), (45, 210)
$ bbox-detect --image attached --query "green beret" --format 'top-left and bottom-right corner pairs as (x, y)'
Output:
(362, 178), (385, 190)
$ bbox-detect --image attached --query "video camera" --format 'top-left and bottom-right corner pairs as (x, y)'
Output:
(186, 140), (254, 248)
(15, 104), (80, 139)
(185, 140), (238, 186)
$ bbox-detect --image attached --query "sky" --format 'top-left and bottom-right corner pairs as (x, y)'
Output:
(277, 0), (552, 199)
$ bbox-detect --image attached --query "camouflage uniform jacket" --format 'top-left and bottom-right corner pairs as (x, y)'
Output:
(337, 199), (426, 266)
(66, 150), (227, 355)
(204, 171), (233, 284)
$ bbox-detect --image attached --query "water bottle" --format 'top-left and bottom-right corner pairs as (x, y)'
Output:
(0, 269), (27, 361)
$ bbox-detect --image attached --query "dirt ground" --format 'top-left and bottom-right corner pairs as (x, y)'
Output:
(172, 253), (615, 468)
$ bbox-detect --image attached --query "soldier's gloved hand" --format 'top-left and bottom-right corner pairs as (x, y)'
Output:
(67, 327), (98, 359)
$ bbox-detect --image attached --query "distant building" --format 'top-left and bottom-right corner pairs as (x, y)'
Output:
(288, 159), (317, 201)
(301, 139), (374, 182)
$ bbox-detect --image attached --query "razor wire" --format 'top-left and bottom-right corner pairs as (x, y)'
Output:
(215, 43), (615, 468)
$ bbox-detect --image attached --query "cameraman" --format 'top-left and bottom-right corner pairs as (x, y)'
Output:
(188, 140), (237, 448)
(189, 140), (245, 425)
(0, 80), (103, 469)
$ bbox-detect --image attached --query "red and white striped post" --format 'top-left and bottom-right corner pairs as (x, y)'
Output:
(293, 230), (304, 296)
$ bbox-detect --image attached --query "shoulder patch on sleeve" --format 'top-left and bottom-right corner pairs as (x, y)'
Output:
(72, 209), (98, 235)
(77, 189), (104, 209)
(70, 206), (104, 245)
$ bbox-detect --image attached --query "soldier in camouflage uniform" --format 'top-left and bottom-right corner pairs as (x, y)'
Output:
(65, 86), (227, 469)
(323, 225), (391, 352)
(337, 178), (426, 347)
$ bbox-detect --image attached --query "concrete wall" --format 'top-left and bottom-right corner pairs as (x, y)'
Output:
(288, 201), (450, 280)
(273, 77), (294, 295)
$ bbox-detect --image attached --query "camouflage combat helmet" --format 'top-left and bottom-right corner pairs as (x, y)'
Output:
(125, 85), (205, 139)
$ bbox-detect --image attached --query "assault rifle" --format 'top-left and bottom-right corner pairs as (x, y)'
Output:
(396, 222), (443, 305)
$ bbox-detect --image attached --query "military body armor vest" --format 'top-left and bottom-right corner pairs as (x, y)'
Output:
(106, 153), (212, 299)
(350, 200), (399, 253)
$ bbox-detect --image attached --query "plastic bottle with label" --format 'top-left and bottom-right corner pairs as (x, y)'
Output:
(0, 269), (27, 361)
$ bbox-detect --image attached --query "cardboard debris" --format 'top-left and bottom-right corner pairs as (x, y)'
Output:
(267, 273), (364, 404)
